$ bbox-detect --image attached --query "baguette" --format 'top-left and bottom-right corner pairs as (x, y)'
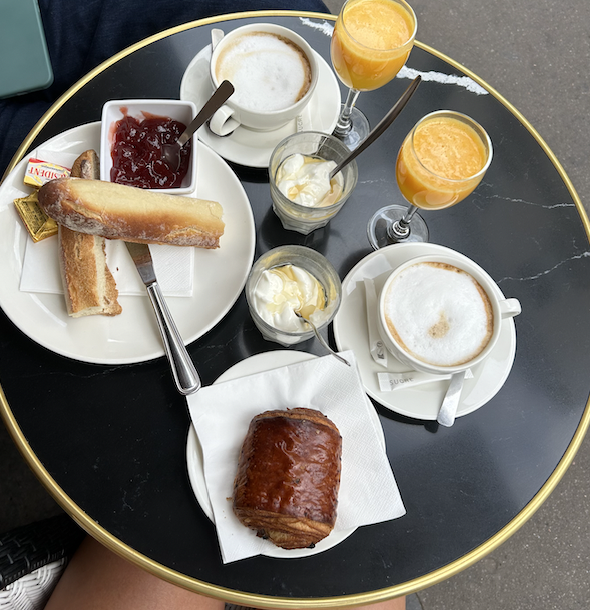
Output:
(71, 150), (100, 181)
(38, 177), (224, 248)
(59, 150), (122, 318)
(233, 408), (342, 549)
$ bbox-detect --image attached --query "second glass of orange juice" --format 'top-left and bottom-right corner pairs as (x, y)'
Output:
(330, 0), (417, 149)
(367, 110), (493, 249)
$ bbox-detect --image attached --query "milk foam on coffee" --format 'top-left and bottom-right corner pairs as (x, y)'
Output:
(384, 262), (493, 366)
(215, 32), (312, 113)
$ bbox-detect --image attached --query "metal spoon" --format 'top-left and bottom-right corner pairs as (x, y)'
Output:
(294, 311), (351, 366)
(437, 369), (474, 427)
(162, 80), (234, 170)
(328, 75), (421, 180)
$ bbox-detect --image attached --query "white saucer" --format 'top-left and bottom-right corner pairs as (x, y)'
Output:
(185, 350), (386, 559)
(180, 45), (341, 168)
(333, 243), (517, 421)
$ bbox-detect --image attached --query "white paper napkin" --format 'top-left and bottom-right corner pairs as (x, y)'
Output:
(20, 238), (194, 296)
(18, 149), (193, 297)
(187, 351), (406, 564)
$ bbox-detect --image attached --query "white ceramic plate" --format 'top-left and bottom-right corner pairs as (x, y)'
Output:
(0, 122), (255, 364)
(180, 45), (341, 168)
(333, 243), (517, 420)
(185, 350), (386, 559)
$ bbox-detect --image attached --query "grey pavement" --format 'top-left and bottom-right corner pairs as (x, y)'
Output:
(2, 1), (590, 609)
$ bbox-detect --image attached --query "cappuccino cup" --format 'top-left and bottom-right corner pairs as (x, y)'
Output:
(377, 253), (521, 375)
(209, 24), (319, 136)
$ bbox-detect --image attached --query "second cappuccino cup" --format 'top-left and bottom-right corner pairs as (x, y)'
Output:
(209, 23), (319, 136)
(377, 253), (521, 375)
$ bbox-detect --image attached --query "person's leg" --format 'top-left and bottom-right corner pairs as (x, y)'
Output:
(349, 598), (406, 610)
(46, 535), (406, 610)
(263, 596), (406, 610)
(44, 535), (225, 610)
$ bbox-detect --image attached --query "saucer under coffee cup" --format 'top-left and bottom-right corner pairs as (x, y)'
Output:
(376, 253), (521, 376)
(209, 23), (319, 136)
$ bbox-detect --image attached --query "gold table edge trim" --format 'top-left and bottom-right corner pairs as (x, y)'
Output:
(1, 9), (589, 608)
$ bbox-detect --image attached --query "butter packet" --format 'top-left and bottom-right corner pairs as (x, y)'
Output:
(14, 191), (57, 242)
(24, 158), (70, 188)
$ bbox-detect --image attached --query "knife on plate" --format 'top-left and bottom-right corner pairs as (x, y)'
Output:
(125, 242), (201, 395)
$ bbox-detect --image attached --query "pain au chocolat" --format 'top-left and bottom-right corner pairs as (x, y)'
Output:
(233, 408), (342, 550)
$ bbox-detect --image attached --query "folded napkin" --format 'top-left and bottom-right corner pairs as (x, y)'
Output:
(18, 149), (194, 297)
(20, 237), (194, 297)
(187, 351), (406, 563)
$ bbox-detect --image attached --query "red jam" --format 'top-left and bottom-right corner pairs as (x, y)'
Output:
(110, 114), (191, 189)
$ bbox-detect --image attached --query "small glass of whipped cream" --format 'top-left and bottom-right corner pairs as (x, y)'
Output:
(245, 245), (342, 346)
(269, 131), (358, 235)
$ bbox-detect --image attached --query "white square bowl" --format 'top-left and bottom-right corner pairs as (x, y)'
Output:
(100, 99), (198, 195)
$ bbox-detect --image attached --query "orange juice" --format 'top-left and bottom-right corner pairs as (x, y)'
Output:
(331, 0), (416, 91)
(396, 114), (490, 210)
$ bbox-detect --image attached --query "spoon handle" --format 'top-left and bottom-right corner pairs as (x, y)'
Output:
(329, 75), (421, 179)
(437, 369), (467, 427)
(295, 311), (350, 366)
(311, 324), (351, 366)
(177, 80), (235, 147)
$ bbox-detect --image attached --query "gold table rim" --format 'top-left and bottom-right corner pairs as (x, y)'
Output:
(1, 9), (589, 608)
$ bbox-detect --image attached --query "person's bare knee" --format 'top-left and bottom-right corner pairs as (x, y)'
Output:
(46, 535), (404, 610)
(329, 598), (406, 610)
(45, 536), (225, 610)
(353, 598), (406, 610)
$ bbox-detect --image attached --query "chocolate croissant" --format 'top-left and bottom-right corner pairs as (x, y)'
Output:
(233, 408), (342, 549)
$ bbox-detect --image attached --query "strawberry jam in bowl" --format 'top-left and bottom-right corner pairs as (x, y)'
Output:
(110, 114), (190, 189)
(100, 99), (198, 195)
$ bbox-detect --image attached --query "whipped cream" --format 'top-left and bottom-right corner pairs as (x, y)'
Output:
(252, 264), (328, 332)
(276, 154), (343, 207)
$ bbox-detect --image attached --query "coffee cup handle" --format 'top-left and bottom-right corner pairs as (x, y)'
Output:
(500, 298), (521, 319)
(209, 105), (241, 136)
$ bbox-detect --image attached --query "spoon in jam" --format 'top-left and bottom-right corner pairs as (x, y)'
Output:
(294, 311), (351, 366)
(162, 80), (235, 171)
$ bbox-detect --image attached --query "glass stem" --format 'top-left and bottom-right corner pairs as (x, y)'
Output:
(333, 88), (361, 137)
(389, 204), (418, 239)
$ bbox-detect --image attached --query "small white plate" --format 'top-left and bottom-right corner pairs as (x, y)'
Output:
(0, 122), (255, 364)
(333, 243), (517, 421)
(185, 350), (386, 559)
(180, 45), (341, 168)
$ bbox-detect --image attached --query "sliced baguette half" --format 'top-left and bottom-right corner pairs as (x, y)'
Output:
(58, 150), (122, 317)
(39, 177), (224, 248)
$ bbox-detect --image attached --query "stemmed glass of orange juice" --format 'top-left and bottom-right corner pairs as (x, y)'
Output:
(330, 0), (417, 149)
(367, 110), (493, 249)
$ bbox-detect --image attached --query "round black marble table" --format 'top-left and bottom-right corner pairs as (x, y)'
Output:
(1, 10), (589, 609)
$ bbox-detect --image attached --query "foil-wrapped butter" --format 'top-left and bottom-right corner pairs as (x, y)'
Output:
(14, 191), (57, 242)
(24, 158), (70, 188)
